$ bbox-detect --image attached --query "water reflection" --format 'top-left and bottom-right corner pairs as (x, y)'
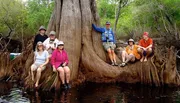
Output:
(0, 82), (30, 103)
(0, 82), (12, 96)
(0, 82), (180, 103)
(53, 90), (71, 103)
(117, 84), (177, 103)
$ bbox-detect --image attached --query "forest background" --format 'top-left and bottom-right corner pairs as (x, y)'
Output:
(0, 0), (180, 42)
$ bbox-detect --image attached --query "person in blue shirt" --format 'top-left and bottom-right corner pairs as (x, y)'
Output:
(92, 21), (118, 66)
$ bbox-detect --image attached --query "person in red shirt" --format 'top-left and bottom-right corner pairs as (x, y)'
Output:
(138, 32), (153, 62)
(51, 41), (71, 89)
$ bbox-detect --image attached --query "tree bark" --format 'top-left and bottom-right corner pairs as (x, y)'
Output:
(0, 0), (180, 90)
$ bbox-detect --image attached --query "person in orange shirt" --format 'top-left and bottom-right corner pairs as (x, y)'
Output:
(138, 32), (153, 62)
(119, 39), (141, 67)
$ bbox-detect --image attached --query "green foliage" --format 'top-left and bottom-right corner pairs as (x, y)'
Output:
(97, 0), (117, 19)
(25, 0), (54, 34)
(97, 0), (180, 38)
(160, 0), (180, 25)
(0, 0), (54, 39)
(0, 0), (179, 39)
(0, 0), (26, 37)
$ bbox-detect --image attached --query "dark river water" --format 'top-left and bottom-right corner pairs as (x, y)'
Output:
(0, 82), (180, 103)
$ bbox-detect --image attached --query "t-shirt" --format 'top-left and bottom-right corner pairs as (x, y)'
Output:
(139, 38), (153, 48)
(34, 50), (49, 65)
(43, 38), (59, 54)
(126, 45), (141, 59)
(33, 34), (48, 51)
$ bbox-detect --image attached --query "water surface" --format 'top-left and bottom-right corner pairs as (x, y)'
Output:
(0, 82), (180, 103)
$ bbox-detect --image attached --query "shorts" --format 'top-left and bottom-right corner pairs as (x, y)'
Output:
(31, 63), (46, 71)
(143, 51), (154, 57)
(138, 48), (154, 57)
(102, 42), (116, 51)
(120, 50), (139, 62)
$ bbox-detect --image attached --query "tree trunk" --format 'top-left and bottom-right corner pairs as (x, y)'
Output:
(114, 0), (122, 33)
(0, 0), (180, 90)
(114, 0), (128, 33)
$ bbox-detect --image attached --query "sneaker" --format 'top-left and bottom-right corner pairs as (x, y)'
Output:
(119, 63), (126, 67)
(62, 84), (67, 90)
(114, 62), (118, 66)
(111, 62), (115, 66)
(66, 83), (71, 89)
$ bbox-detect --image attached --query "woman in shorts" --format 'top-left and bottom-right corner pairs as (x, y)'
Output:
(31, 41), (49, 88)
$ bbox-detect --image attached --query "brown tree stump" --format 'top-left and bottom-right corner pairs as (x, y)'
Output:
(0, 0), (180, 90)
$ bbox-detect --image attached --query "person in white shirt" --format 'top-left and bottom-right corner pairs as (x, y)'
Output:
(43, 31), (59, 55)
(31, 41), (49, 88)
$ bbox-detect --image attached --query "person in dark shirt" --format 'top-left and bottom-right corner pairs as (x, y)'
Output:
(33, 26), (48, 51)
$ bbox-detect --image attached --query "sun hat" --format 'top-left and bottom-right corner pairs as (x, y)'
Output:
(49, 31), (56, 35)
(39, 26), (46, 31)
(128, 39), (135, 44)
(57, 41), (64, 47)
(128, 39), (134, 42)
(37, 41), (43, 46)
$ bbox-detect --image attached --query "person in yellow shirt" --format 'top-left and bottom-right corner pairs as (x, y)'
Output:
(119, 39), (141, 67)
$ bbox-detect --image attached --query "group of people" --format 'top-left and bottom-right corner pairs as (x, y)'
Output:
(31, 26), (70, 89)
(31, 22), (153, 90)
(92, 22), (153, 67)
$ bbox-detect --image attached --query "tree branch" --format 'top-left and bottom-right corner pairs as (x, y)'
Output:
(114, 0), (129, 33)
(1, 1), (13, 38)
(3, 20), (13, 38)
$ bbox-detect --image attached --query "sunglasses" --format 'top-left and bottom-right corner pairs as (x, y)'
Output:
(50, 35), (55, 36)
(58, 44), (64, 46)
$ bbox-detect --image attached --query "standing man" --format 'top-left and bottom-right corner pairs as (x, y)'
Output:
(33, 26), (48, 51)
(92, 22), (118, 66)
(138, 32), (153, 62)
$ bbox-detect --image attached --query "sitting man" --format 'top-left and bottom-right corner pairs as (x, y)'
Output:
(43, 31), (59, 55)
(138, 32), (153, 62)
(92, 22), (118, 66)
(119, 39), (141, 67)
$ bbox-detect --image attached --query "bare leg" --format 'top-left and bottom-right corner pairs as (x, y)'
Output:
(138, 48), (144, 62)
(121, 51), (127, 63)
(144, 56), (147, 62)
(63, 66), (70, 84)
(144, 48), (152, 62)
(107, 48), (114, 63)
(125, 54), (135, 63)
(31, 66), (35, 81)
(111, 50), (117, 64)
(119, 51), (129, 67)
(57, 67), (65, 84)
(35, 68), (42, 87)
